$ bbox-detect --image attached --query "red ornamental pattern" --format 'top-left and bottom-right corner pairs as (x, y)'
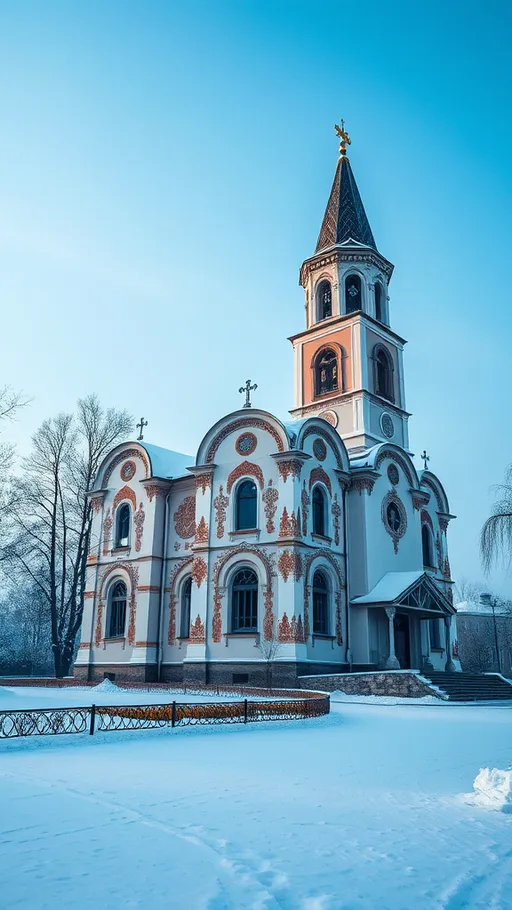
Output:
(167, 557), (194, 645)
(226, 460), (264, 494)
(195, 516), (209, 545)
(412, 491), (430, 511)
(90, 496), (103, 514)
(174, 495), (196, 540)
(277, 459), (303, 482)
(144, 484), (167, 503)
(262, 480), (279, 533)
(195, 471), (214, 494)
(335, 592), (343, 646)
(205, 418), (285, 463)
(211, 544), (276, 642)
(192, 557), (207, 587)
(278, 612), (305, 643)
(351, 476), (375, 495)
(263, 588), (274, 640)
(301, 425), (343, 468)
(439, 516), (450, 533)
(120, 460), (136, 482)
(134, 503), (145, 552)
(94, 600), (104, 647)
(214, 484), (229, 538)
(303, 584), (311, 640)
(127, 565), (139, 645)
(190, 615), (206, 644)
(332, 494), (341, 546)
(103, 448), (150, 488)
(235, 432), (257, 456)
(113, 485), (137, 512)
(309, 466), (332, 496)
(421, 509), (434, 533)
(102, 509), (113, 555)
(278, 549), (303, 582)
(301, 482), (310, 536)
(279, 506), (301, 538)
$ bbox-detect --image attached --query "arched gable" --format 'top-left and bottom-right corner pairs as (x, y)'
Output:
(196, 410), (290, 466)
(355, 443), (420, 490)
(96, 443), (151, 490)
(297, 419), (350, 471)
(420, 471), (450, 514)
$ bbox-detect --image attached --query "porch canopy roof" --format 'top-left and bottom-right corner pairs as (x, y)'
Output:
(351, 571), (455, 618)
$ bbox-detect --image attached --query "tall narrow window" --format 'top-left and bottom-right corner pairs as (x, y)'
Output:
(374, 346), (394, 402)
(108, 581), (127, 638)
(315, 349), (338, 396)
(345, 274), (362, 313)
(317, 280), (332, 320)
(231, 568), (258, 631)
(180, 577), (192, 638)
(422, 525), (434, 568)
(429, 619), (442, 649)
(375, 282), (383, 322)
(235, 480), (257, 530)
(312, 570), (329, 634)
(116, 504), (131, 547)
(312, 486), (327, 536)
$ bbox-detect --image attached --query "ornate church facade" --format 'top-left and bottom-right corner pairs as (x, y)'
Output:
(75, 126), (458, 686)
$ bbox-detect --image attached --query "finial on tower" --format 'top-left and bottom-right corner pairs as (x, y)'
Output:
(334, 119), (351, 158)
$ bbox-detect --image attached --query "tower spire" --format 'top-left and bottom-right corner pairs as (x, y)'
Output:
(316, 122), (376, 253)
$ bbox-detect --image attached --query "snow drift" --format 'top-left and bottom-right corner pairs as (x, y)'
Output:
(472, 767), (512, 812)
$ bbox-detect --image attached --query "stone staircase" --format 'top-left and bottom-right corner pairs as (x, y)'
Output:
(423, 671), (512, 702)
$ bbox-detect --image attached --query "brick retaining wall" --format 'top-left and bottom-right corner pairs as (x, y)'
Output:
(300, 671), (442, 699)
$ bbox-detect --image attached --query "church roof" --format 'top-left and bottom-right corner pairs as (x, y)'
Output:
(139, 442), (194, 479)
(316, 154), (376, 253)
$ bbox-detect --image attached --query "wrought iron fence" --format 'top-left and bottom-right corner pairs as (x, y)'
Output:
(0, 694), (329, 739)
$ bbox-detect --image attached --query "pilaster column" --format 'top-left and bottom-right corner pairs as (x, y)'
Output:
(444, 615), (456, 672)
(385, 606), (400, 669)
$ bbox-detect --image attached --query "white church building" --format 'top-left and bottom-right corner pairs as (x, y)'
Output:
(75, 125), (458, 687)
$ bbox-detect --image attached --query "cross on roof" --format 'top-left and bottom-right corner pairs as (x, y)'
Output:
(239, 380), (257, 409)
(421, 450), (430, 471)
(136, 417), (148, 441)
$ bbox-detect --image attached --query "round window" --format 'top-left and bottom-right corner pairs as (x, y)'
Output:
(120, 460), (136, 481)
(313, 438), (327, 461)
(381, 413), (394, 439)
(235, 433), (257, 456)
(387, 464), (399, 486)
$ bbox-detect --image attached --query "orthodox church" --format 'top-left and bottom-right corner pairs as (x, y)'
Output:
(75, 124), (458, 687)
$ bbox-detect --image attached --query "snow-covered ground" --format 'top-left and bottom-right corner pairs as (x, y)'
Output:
(0, 681), (263, 710)
(1, 700), (511, 909)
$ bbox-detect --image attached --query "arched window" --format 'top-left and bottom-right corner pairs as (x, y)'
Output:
(422, 525), (434, 568)
(374, 346), (394, 402)
(180, 577), (192, 638)
(317, 280), (332, 320)
(312, 570), (329, 634)
(115, 504), (131, 547)
(108, 581), (127, 638)
(375, 282), (383, 322)
(235, 480), (257, 530)
(231, 568), (258, 631)
(315, 349), (338, 397)
(345, 274), (362, 313)
(312, 486), (327, 537)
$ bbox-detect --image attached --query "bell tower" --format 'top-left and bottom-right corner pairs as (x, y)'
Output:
(289, 123), (410, 453)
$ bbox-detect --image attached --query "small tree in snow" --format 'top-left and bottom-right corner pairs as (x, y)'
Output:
(257, 630), (283, 691)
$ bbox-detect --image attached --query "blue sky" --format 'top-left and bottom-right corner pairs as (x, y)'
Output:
(0, 0), (511, 593)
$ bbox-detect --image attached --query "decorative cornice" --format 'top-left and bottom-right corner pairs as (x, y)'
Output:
(300, 247), (394, 288)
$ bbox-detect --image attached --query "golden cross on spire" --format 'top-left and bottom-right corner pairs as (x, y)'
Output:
(334, 119), (351, 158)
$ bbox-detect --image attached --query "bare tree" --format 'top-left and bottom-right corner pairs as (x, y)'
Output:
(4, 395), (132, 677)
(453, 578), (484, 605)
(481, 464), (512, 573)
(0, 583), (53, 676)
(257, 631), (283, 691)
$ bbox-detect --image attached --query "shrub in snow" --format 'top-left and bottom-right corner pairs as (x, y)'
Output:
(473, 768), (512, 812)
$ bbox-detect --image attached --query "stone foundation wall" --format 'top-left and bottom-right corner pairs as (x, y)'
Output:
(73, 664), (158, 683)
(300, 671), (441, 699)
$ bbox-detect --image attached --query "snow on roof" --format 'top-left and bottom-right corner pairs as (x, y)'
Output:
(352, 571), (424, 605)
(282, 419), (307, 447)
(140, 442), (194, 480)
(455, 599), (511, 616)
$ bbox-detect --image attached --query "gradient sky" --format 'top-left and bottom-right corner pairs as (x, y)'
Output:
(0, 0), (511, 594)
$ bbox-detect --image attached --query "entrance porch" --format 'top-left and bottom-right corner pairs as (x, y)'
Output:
(351, 571), (457, 673)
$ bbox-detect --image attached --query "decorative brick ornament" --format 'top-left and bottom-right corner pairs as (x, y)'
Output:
(126, 565), (139, 645)
(381, 490), (407, 554)
(226, 460), (264, 494)
(192, 557), (207, 587)
(167, 557), (194, 645)
(195, 471), (214, 494)
(309, 466), (332, 496)
(276, 459), (304, 482)
(376, 450), (414, 487)
(301, 425), (343, 468)
(278, 549), (303, 582)
(134, 503), (145, 552)
(301, 481), (310, 536)
(319, 410), (338, 428)
(214, 484), (229, 538)
(206, 418), (284, 463)
(262, 480), (279, 533)
(120, 460), (136, 482)
(439, 516), (450, 533)
(103, 448), (150, 488)
(194, 516), (209, 545)
(351, 476), (375, 495)
(144, 484), (167, 503)
(278, 612), (305, 643)
(174, 495), (196, 540)
(387, 464), (399, 486)
(102, 508), (113, 555)
(332, 494), (341, 546)
(420, 475), (445, 511)
(90, 496), (103, 514)
(421, 509), (434, 533)
(235, 432), (257, 456)
(335, 592), (343, 646)
(279, 507), (301, 538)
(412, 490), (430, 511)
(313, 438), (327, 461)
(94, 600), (104, 647)
(189, 615), (206, 644)
(113, 485), (136, 512)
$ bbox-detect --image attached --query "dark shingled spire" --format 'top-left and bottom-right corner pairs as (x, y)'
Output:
(316, 154), (376, 252)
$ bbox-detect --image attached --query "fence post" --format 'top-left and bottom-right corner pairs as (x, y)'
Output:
(89, 704), (96, 736)
(171, 701), (176, 728)
(244, 698), (248, 724)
